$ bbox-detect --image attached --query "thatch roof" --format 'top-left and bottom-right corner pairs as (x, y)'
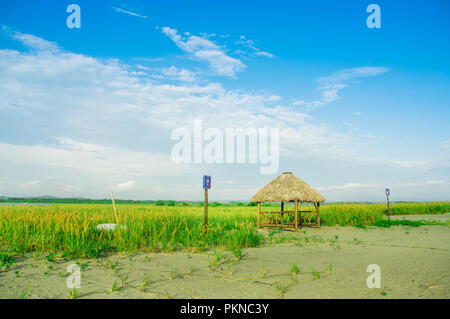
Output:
(250, 172), (325, 203)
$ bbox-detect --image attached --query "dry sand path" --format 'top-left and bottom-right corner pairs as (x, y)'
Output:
(1, 214), (449, 299)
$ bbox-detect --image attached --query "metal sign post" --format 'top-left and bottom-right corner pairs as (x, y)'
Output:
(203, 175), (211, 233)
(385, 188), (390, 222)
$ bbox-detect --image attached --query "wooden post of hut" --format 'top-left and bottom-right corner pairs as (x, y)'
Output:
(294, 200), (298, 232)
(314, 202), (321, 228)
(257, 202), (261, 229)
(317, 202), (320, 228)
(249, 172), (325, 231)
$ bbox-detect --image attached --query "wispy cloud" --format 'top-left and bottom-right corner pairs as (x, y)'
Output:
(397, 180), (446, 187)
(132, 57), (164, 63)
(294, 66), (390, 110)
(112, 7), (147, 19)
(316, 183), (382, 191)
(113, 180), (135, 190)
(236, 35), (275, 58)
(317, 180), (446, 191)
(4, 28), (59, 52)
(254, 51), (275, 58)
(161, 27), (246, 77)
(158, 65), (196, 82)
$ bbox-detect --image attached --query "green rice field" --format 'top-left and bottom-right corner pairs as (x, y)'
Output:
(0, 202), (449, 258)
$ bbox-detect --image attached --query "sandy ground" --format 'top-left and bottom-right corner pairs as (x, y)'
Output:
(1, 214), (449, 299)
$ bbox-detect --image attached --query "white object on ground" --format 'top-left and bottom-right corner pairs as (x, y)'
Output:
(96, 223), (127, 231)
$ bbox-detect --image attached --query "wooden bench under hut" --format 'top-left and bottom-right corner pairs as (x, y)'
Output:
(250, 172), (326, 231)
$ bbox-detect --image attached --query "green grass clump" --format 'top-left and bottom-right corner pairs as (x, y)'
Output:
(0, 251), (15, 269)
(374, 219), (448, 227)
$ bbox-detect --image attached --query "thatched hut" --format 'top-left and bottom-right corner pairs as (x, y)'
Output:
(250, 172), (325, 231)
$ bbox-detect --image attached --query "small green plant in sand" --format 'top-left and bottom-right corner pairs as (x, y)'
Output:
(186, 266), (197, 274)
(76, 261), (89, 271)
(44, 264), (54, 275)
(112, 267), (120, 277)
(106, 259), (118, 270)
(381, 291), (387, 296)
(68, 288), (79, 299)
(121, 273), (129, 285)
(327, 264), (332, 274)
(231, 248), (245, 262)
(224, 262), (235, 278)
(0, 251), (15, 270)
(208, 251), (228, 271)
(168, 270), (178, 280)
(111, 273), (129, 292)
(165, 291), (174, 299)
(111, 279), (121, 292)
(260, 267), (268, 280)
(311, 268), (320, 280)
(45, 252), (56, 263)
(139, 275), (150, 292)
(14, 290), (29, 299)
(14, 270), (20, 278)
(268, 230), (278, 246)
(273, 281), (290, 296)
(58, 271), (70, 278)
(290, 263), (300, 275)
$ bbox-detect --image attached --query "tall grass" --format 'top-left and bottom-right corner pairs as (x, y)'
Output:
(0, 205), (261, 258)
(0, 202), (448, 257)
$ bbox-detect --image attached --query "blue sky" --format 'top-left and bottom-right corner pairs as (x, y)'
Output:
(0, 0), (449, 201)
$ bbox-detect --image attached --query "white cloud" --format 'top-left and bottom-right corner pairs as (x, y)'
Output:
(387, 160), (429, 168)
(20, 180), (40, 188)
(132, 57), (164, 63)
(318, 66), (390, 84)
(159, 66), (196, 82)
(0, 139), (192, 177)
(294, 66), (390, 110)
(397, 180), (446, 187)
(317, 180), (446, 192)
(152, 186), (165, 192)
(11, 31), (59, 52)
(114, 180), (135, 190)
(236, 36), (275, 58)
(254, 51), (275, 58)
(112, 7), (147, 19)
(161, 27), (246, 77)
(316, 183), (382, 191)
(426, 180), (446, 185)
(0, 32), (407, 167)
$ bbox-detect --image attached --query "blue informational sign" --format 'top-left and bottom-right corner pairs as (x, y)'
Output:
(385, 188), (390, 196)
(203, 175), (211, 189)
